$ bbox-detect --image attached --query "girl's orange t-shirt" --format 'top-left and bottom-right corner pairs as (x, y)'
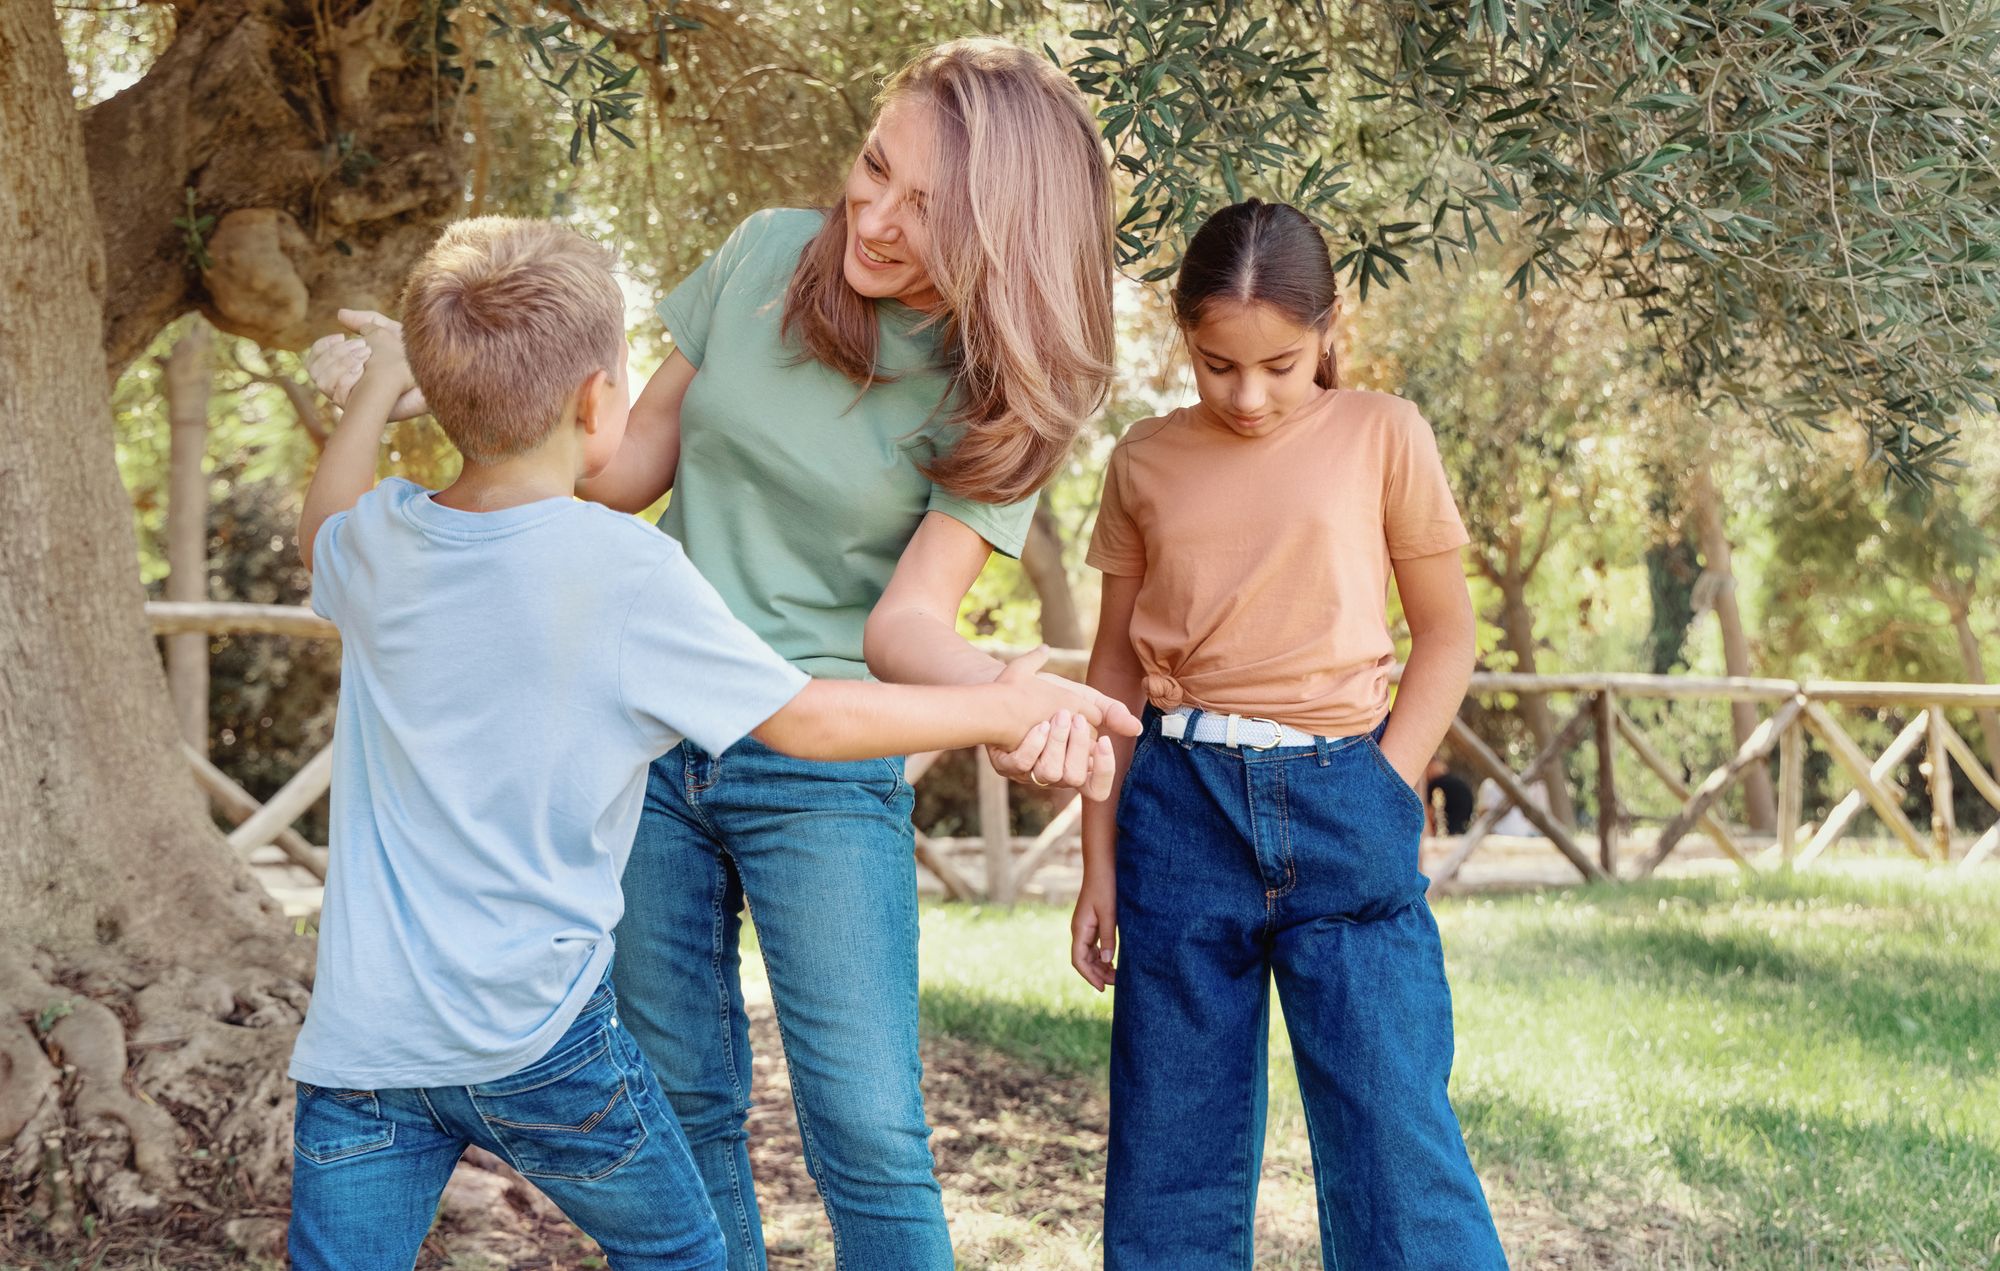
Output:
(1085, 388), (1469, 737)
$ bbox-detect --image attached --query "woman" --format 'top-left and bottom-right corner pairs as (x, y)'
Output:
(312, 38), (1123, 1269)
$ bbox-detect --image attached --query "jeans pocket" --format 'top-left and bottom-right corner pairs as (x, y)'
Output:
(471, 1023), (649, 1182)
(1363, 737), (1428, 830)
(877, 756), (913, 808)
(293, 1084), (395, 1164)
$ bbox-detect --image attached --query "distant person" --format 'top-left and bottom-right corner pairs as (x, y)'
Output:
(1425, 755), (1475, 834)
(1477, 773), (1552, 836)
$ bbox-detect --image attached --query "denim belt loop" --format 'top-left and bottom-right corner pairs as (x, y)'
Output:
(1178, 707), (1205, 749)
(1314, 733), (1332, 767)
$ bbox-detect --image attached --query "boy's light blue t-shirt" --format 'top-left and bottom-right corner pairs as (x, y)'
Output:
(289, 478), (807, 1088)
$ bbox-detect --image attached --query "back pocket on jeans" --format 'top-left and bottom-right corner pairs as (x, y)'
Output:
(293, 1085), (395, 1165)
(470, 1026), (649, 1182)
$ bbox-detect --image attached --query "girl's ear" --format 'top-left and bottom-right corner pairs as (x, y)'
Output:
(1315, 319), (1341, 391)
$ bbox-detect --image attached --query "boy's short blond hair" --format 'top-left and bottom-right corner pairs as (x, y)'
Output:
(401, 217), (625, 463)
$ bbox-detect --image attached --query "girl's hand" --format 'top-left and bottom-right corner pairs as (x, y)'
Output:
(1070, 874), (1117, 991)
(306, 309), (428, 421)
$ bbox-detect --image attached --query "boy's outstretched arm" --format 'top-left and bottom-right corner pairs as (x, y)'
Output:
(753, 647), (1112, 761)
(299, 327), (413, 572)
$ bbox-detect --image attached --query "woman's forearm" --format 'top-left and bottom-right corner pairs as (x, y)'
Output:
(863, 607), (1007, 686)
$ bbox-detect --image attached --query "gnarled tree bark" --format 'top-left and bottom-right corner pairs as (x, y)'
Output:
(3, 2), (312, 1248)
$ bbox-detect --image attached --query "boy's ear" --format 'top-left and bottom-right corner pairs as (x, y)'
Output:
(573, 368), (612, 435)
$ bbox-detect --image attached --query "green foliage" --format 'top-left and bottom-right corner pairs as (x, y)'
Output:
(34, 999), (75, 1035)
(172, 187), (215, 272)
(1064, 0), (2000, 484)
(1062, 1), (1355, 282)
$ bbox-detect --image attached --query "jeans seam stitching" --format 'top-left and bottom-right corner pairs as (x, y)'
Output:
(767, 991), (849, 1269)
(708, 849), (759, 1258)
(1274, 764), (1297, 900)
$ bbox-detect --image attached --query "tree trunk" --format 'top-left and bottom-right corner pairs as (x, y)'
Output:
(1, 5), (307, 1244)
(1946, 606), (2000, 780)
(81, 0), (466, 374)
(1021, 492), (1085, 649)
(1690, 456), (1778, 832)
(164, 317), (214, 752)
(1496, 576), (1578, 829)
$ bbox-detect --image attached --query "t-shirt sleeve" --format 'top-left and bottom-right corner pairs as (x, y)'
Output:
(926, 487), (1036, 560)
(1084, 450), (1145, 576)
(617, 549), (810, 757)
(1383, 404), (1470, 560)
(655, 212), (773, 369)
(308, 510), (352, 624)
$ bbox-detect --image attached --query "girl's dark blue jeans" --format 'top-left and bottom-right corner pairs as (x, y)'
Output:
(1106, 708), (1509, 1269)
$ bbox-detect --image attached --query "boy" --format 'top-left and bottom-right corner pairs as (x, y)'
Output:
(287, 217), (1107, 1270)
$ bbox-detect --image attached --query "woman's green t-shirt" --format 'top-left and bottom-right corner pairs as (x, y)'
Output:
(656, 208), (1035, 680)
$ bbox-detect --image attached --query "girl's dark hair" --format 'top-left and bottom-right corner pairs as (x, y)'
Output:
(1171, 199), (1341, 388)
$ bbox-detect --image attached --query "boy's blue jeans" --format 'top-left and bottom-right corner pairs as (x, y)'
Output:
(289, 972), (725, 1271)
(1106, 710), (1508, 1269)
(613, 736), (950, 1271)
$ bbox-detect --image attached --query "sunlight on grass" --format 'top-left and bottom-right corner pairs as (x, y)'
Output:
(911, 865), (2000, 1269)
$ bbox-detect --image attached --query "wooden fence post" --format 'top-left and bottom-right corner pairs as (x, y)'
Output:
(1776, 715), (1804, 864)
(1594, 691), (1619, 875)
(1928, 710), (1955, 861)
(978, 755), (1014, 903)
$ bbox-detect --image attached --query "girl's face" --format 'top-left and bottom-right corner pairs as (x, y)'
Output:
(841, 98), (942, 311)
(1185, 300), (1331, 437)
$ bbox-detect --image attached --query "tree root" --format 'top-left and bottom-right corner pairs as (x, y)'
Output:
(2, 943), (308, 1241)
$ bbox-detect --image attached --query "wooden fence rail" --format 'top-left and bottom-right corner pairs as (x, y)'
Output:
(148, 601), (2000, 904)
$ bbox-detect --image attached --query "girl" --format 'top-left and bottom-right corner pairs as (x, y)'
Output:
(1072, 200), (1508, 1268)
(309, 39), (1132, 1270)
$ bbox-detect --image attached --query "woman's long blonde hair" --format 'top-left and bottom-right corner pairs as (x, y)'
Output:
(781, 39), (1115, 504)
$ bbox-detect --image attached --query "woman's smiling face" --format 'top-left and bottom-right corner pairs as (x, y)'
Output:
(840, 98), (943, 311)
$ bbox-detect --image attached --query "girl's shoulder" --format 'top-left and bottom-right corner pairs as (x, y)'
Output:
(1108, 407), (1197, 456)
(1317, 388), (1430, 438)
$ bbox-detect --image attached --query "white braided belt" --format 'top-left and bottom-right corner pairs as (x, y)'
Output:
(1156, 707), (1329, 751)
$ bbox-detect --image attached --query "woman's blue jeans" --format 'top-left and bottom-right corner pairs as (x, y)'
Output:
(1106, 710), (1508, 1269)
(613, 736), (951, 1271)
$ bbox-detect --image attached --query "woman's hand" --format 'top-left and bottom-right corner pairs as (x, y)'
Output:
(305, 309), (428, 421)
(1070, 872), (1117, 991)
(987, 667), (1136, 801)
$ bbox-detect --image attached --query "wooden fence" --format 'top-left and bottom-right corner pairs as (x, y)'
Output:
(149, 601), (2000, 905)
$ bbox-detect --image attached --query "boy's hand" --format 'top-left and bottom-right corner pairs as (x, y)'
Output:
(990, 652), (1138, 801)
(306, 309), (428, 420)
(1070, 874), (1117, 991)
(352, 319), (416, 401)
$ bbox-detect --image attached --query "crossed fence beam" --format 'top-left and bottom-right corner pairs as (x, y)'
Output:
(148, 602), (2000, 904)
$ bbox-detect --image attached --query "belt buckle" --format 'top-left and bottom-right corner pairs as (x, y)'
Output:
(1245, 717), (1283, 751)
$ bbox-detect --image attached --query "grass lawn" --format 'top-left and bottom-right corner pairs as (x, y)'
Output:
(910, 865), (2000, 1269)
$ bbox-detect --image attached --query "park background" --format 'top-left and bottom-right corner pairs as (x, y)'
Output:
(5, 1), (2000, 1267)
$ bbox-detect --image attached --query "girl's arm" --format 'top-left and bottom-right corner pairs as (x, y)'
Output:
(1378, 547), (1477, 787)
(1072, 570), (1147, 990)
(574, 350), (694, 513)
(864, 512), (1138, 795)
